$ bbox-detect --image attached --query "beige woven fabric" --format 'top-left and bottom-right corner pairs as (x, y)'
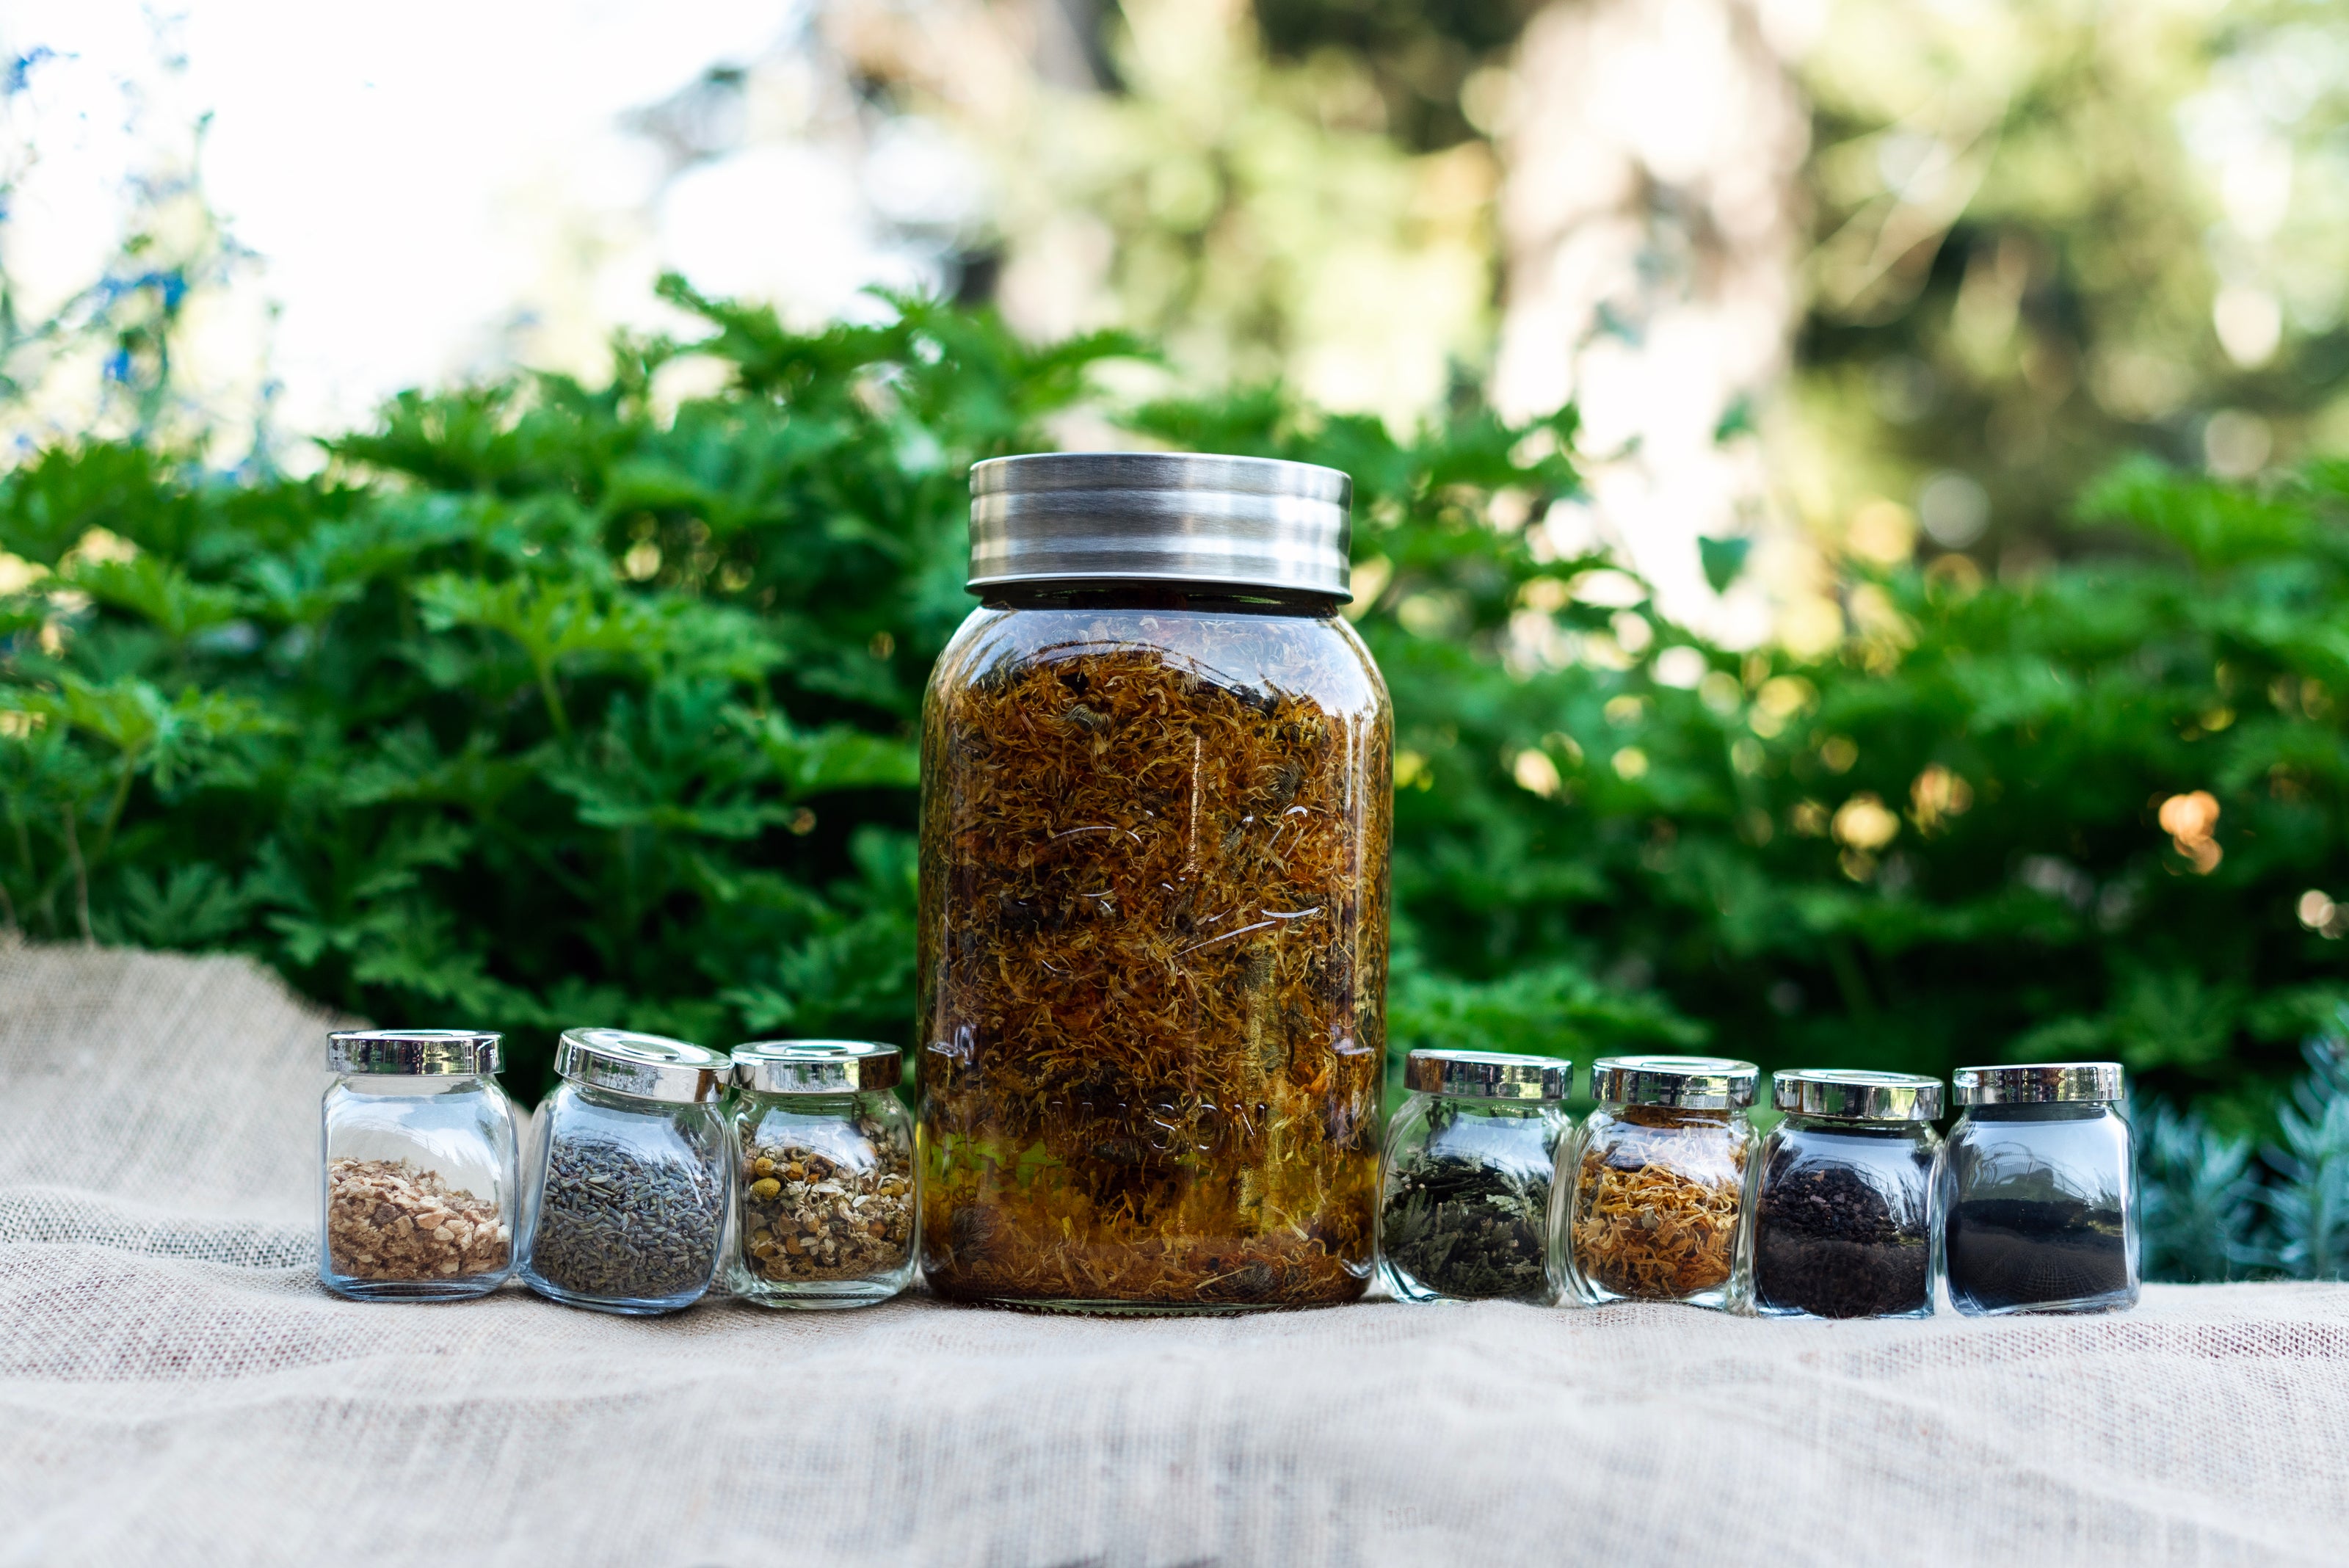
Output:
(2, 940), (2347, 1567)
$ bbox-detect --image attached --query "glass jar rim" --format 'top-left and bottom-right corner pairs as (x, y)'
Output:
(556, 1028), (729, 1105)
(1953, 1061), (2124, 1106)
(1589, 1054), (1759, 1109)
(1773, 1069), (1944, 1122)
(328, 1029), (501, 1076)
(732, 1039), (903, 1095)
(1402, 1048), (1570, 1101)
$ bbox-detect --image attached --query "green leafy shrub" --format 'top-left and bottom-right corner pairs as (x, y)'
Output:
(7, 280), (2349, 1194)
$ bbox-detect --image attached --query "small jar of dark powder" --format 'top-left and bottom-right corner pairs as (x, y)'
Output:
(1738, 1070), (1942, 1319)
(518, 1028), (733, 1315)
(1378, 1050), (1572, 1304)
(1943, 1061), (2137, 1316)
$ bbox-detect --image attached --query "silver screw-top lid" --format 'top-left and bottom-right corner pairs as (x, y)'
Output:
(1403, 1048), (1572, 1102)
(1773, 1069), (1945, 1122)
(732, 1039), (904, 1095)
(1953, 1061), (2125, 1106)
(1589, 1054), (1760, 1110)
(967, 451), (1353, 600)
(555, 1028), (730, 1105)
(328, 1029), (501, 1076)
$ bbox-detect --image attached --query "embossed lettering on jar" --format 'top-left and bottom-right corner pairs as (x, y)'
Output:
(919, 453), (1392, 1313)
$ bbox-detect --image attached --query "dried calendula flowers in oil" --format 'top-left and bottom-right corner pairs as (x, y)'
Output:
(1569, 1106), (1747, 1302)
(919, 598), (1392, 1310)
(741, 1123), (915, 1283)
(326, 1158), (509, 1281)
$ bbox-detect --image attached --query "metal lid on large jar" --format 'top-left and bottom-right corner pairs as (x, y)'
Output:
(556, 1028), (730, 1104)
(1404, 1048), (1571, 1102)
(328, 1029), (501, 1076)
(1589, 1054), (1760, 1110)
(1773, 1069), (1944, 1122)
(732, 1039), (904, 1095)
(967, 452), (1354, 600)
(1953, 1061), (2125, 1106)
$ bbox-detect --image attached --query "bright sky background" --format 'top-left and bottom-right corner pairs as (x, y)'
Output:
(1, 0), (954, 443)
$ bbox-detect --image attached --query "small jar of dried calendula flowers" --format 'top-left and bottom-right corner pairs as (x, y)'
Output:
(518, 1028), (733, 1316)
(727, 1039), (917, 1309)
(1379, 1050), (1572, 1304)
(1553, 1055), (1758, 1309)
(320, 1030), (519, 1302)
(921, 453), (1390, 1314)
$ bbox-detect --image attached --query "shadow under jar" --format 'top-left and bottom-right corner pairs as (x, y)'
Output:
(1740, 1070), (1942, 1320)
(519, 1028), (733, 1315)
(919, 452), (1392, 1314)
(1553, 1056), (1757, 1309)
(320, 1029), (518, 1302)
(1943, 1061), (2138, 1316)
(728, 1039), (918, 1309)
(1379, 1050), (1572, 1304)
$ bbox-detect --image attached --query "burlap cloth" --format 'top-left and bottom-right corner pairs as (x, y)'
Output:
(2, 940), (2345, 1567)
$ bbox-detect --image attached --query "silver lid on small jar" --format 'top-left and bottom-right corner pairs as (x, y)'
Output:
(328, 1029), (501, 1076)
(556, 1028), (730, 1104)
(1952, 1061), (2124, 1106)
(1403, 1048), (1571, 1102)
(967, 451), (1353, 599)
(1773, 1068), (1944, 1122)
(1589, 1054), (1759, 1109)
(733, 1039), (904, 1095)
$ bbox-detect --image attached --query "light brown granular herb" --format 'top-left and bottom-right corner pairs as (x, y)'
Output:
(326, 1157), (509, 1281)
(918, 598), (1390, 1310)
(1569, 1106), (1746, 1301)
(740, 1120), (915, 1282)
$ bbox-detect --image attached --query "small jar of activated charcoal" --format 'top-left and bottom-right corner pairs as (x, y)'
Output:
(1944, 1062), (2138, 1316)
(1553, 1056), (1757, 1309)
(518, 1028), (733, 1315)
(1738, 1070), (1942, 1319)
(322, 1030), (520, 1301)
(727, 1040), (917, 1310)
(1378, 1050), (1572, 1304)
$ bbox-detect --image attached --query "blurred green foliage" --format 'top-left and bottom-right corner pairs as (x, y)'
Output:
(1796, 0), (2349, 552)
(5, 281), (2349, 1120)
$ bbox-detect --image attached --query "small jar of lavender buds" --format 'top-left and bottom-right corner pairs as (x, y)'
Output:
(518, 1028), (734, 1315)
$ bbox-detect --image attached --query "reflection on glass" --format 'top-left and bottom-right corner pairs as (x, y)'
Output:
(1943, 1102), (2136, 1315)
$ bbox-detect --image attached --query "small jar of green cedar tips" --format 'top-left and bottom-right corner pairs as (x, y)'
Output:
(518, 1028), (733, 1315)
(727, 1039), (917, 1310)
(1378, 1050), (1573, 1304)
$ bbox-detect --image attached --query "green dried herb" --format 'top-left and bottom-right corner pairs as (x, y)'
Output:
(1380, 1141), (1553, 1302)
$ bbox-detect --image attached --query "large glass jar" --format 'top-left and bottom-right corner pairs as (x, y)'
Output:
(919, 452), (1391, 1313)
(728, 1039), (918, 1309)
(1378, 1050), (1572, 1304)
(1943, 1061), (2138, 1316)
(1552, 1056), (1757, 1309)
(320, 1029), (518, 1302)
(1738, 1069), (1942, 1319)
(518, 1028), (733, 1315)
